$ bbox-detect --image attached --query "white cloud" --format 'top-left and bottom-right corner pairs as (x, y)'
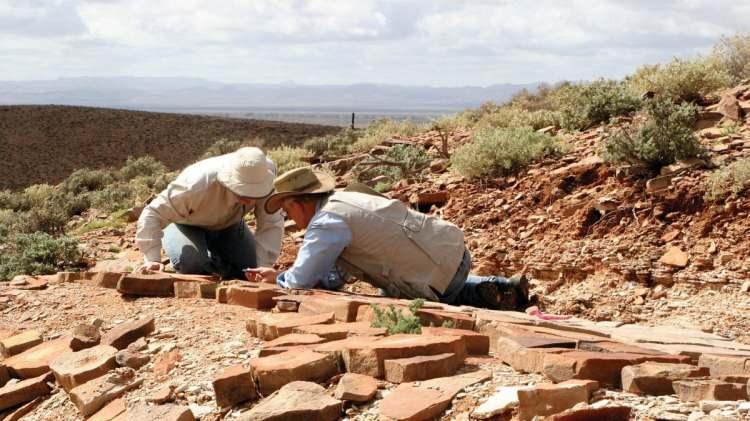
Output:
(0, 0), (748, 85)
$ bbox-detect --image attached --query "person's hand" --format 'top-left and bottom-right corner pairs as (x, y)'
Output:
(244, 267), (279, 284)
(134, 262), (165, 274)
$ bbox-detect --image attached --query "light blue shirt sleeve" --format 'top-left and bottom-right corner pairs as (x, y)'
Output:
(276, 211), (352, 290)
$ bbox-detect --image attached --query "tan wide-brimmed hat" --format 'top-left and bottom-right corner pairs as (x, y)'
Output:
(264, 167), (336, 213)
(216, 147), (275, 198)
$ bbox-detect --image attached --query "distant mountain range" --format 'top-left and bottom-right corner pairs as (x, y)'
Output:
(0, 77), (539, 111)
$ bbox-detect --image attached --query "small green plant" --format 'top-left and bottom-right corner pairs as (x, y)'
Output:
(304, 129), (359, 158)
(721, 124), (739, 136)
(602, 99), (703, 171)
(0, 232), (82, 281)
(117, 156), (168, 181)
(62, 168), (116, 196)
(626, 57), (731, 103)
(440, 319), (456, 328)
(705, 159), (750, 201)
(712, 32), (750, 84)
(350, 119), (421, 153)
(354, 145), (430, 185)
(552, 80), (641, 131)
(370, 299), (424, 335)
(267, 146), (309, 174)
(451, 127), (568, 179)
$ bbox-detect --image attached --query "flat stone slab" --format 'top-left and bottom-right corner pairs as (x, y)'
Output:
(250, 350), (339, 396)
(292, 322), (386, 341)
(117, 274), (176, 296)
(69, 368), (143, 417)
(472, 386), (532, 420)
(673, 379), (749, 402)
(621, 362), (709, 395)
(3, 337), (74, 378)
(277, 293), (368, 322)
(422, 327), (490, 355)
(342, 334), (466, 378)
(384, 353), (460, 383)
(379, 370), (491, 421)
(0, 372), (53, 411)
(517, 380), (599, 421)
(547, 406), (632, 421)
(127, 402), (195, 420)
(264, 334), (327, 348)
(88, 398), (126, 421)
(334, 373), (378, 403)
(212, 364), (256, 408)
(50, 344), (118, 392)
(101, 317), (155, 350)
(698, 354), (750, 377)
(247, 312), (335, 341)
(228, 285), (284, 310)
(0, 330), (43, 357)
(239, 381), (341, 421)
(496, 337), (570, 374)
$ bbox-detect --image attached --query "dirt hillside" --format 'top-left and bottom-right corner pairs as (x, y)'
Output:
(0, 105), (338, 190)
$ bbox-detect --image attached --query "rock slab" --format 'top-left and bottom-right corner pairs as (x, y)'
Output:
(239, 381), (342, 421)
(334, 373), (378, 403)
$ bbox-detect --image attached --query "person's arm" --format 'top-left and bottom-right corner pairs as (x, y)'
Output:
(276, 212), (352, 290)
(252, 196), (284, 267)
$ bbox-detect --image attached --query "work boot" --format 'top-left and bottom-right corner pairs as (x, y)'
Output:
(477, 274), (530, 311)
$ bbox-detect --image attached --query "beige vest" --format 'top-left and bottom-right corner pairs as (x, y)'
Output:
(322, 191), (465, 300)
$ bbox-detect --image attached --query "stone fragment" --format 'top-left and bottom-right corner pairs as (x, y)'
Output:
(334, 373), (377, 403)
(422, 327), (489, 355)
(517, 380), (599, 421)
(173, 281), (202, 298)
(247, 312), (335, 341)
(295, 294), (368, 322)
(4, 337), (74, 378)
(115, 349), (150, 369)
(698, 354), (750, 376)
(101, 317), (155, 350)
(213, 364), (256, 408)
(250, 350), (338, 396)
(0, 329), (19, 341)
(0, 330), (43, 357)
(673, 379), (748, 402)
(93, 272), (125, 289)
(0, 396), (43, 421)
(239, 381), (341, 421)
(127, 402), (195, 421)
(292, 322), (386, 341)
(547, 406), (632, 421)
(50, 344), (118, 392)
(275, 300), (299, 312)
(384, 353), (459, 383)
(88, 398), (126, 421)
(147, 385), (175, 404)
(71, 323), (101, 351)
(117, 274), (176, 296)
(258, 345), (314, 357)
(646, 175), (673, 194)
(216, 286), (229, 303)
(342, 334), (466, 378)
(718, 92), (744, 121)
(416, 308), (474, 330)
(0, 372), (53, 411)
(659, 247), (689, 268)
(10, 276), (47, 290)
(58, 271), (84, 282)
(379, 371), (491, 421)
(621, 362), (709, 395)
(472, 386), (531, 419)
(153, 351), (182, 377)
(264, 334), (326, 348)
(0, 365), (8, 388)
(70, 367), (142, 417)
(227, 285), (284, 310)
(496, 337), (570, 374)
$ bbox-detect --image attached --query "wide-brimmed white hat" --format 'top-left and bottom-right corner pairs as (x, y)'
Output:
(216, 147), (275, 198)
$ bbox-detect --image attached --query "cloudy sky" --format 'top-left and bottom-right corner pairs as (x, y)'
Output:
(1, 0), (748, 86)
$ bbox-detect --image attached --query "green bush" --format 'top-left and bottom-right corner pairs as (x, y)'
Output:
(118, 156), (167, 181)
(705, 159), (750, 201)
(0, 232), (82, 281)
(451, 127), (568, 179)
(474, 106), (561, 131)
(552, 80), (641, 131)
(370, 299), (424, 335)
(350, 119), (422, 153)
(354, 144), (430, 184)
(627, 57), (731, 102)
(62, 169), (116, 195)
(712, 33), (750, 84)
(267, 146), (308, 174)
(303, 129), (359, 158)
(602, 99), (703, 171)
(0, 190), (29, 212)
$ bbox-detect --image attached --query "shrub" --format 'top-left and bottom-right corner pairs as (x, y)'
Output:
(354, 144), (430, 184)
(602, 99), (703, 171)
(552, 80), (641, 131)
(474, 106), (561, 131)
(712, 33), (750, 84)
(303, 129), (359, 158)
(627, 57), (731, 102)
(62, 168), (116, 195)
(370, 299), (424, 335)
(451, 127), (568, 179)
(200, 137), (266, 160)
(0, 209), (22, 241)
(705, 159), (750, 201)
(0, 232), (82, 281)
(0, 190), (29, 212)
(267, 146), (308, 174)
(118, 156), (167, 181)
(350, 119), (422, 153)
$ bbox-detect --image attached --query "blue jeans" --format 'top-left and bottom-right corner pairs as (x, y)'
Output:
(438, 249), (509, 307)
(163, 222), (257, 279)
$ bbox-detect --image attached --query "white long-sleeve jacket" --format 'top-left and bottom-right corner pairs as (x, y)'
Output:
(135, 154), (283, 267)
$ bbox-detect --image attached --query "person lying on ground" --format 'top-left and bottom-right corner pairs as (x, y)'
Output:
(135, 147), (283, 279)
(245, 166), (530, 311)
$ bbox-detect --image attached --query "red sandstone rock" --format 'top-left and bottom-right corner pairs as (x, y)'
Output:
(153, 351), (182, 377)
(69, 368), (142, 417)
(422, 327), (489, 355)
(547, 405), (632, 421)
(127, 402), (195, 421)
(0, 330), (43, 357)
(0, 372), (53, 411)
(116, 273), (176, 296)
(173, 281), (202, 298)
(227, 285), (284, 310)
(264, 334), (326, 348)
(101, 317), (155, 350)
(673, 379), (749, 402)
(384, 353), (460, 383)
(247, 312), (335, 340)
(698, 354), (750, 377)
(213, 364), (256, 408)
(250, 350), (339, 396)
(517, 380), (599, 421)
(621, 362), (709, 395)
(4, 337), (74, 378)
(334, 373), (378, 402)
(239, 381), (341, 421)
(92, 272), (125, 289)
(496, 337), (570, 374)
(88, 398), (126, 421)
(49, 344), (118, 392)
(292, 322), (386, 341)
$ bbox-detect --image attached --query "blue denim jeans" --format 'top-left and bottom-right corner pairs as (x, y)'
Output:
(438, 249), (510, 307)
(163, 222), (257, 279)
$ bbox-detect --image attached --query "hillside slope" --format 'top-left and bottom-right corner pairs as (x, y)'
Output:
(0, 105), (338, 190)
